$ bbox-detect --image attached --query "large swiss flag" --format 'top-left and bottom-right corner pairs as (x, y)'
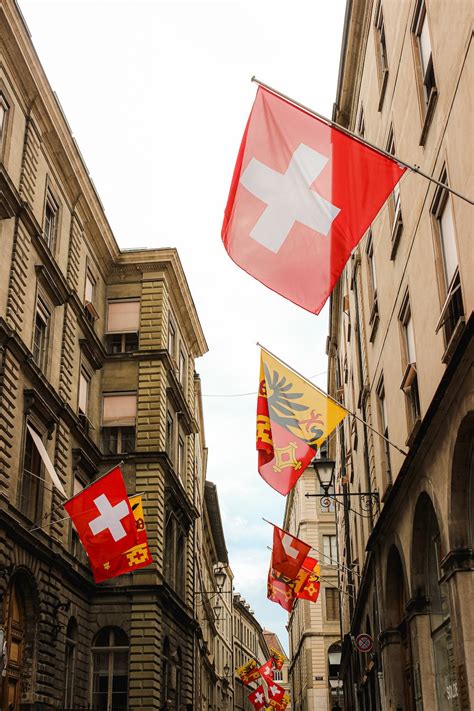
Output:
(64, 466), (138, 567)
(222, 86), (406, 313)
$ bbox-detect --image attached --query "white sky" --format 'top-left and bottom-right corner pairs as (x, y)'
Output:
(19, 0), (346, 653)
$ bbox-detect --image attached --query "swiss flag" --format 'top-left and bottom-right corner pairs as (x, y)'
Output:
(248, 685), (268, 710)
(267, 680), (285, 704)
(64, 466), (138, 567)
(258, 659), (274, 683)
(272, 526), (311, 580)
(222, 86), (406, 314)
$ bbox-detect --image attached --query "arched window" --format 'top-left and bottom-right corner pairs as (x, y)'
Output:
(91, 627), (129, 710)
(64, 617), (78, 707)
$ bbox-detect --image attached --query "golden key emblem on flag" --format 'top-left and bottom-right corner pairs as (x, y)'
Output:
(272, 443), (301, 472)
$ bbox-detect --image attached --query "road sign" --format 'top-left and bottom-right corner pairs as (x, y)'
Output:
(355, 633), (373, 653)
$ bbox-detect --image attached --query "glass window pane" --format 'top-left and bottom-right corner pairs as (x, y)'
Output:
(406, 315), (416, 363)
(107, 301), (140, 333)
(103, 394), (137, 426)
(79, 372), (89, 414)
(439, 198), (458, 288)
(419, 13), (432, 76)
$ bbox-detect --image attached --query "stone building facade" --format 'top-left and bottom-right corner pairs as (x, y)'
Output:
(328, 1), (473, 709)
(283, 466), (342, 711)
(0, 0), (210, 708)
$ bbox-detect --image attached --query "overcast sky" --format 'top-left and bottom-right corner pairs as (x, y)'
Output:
(19, 0), (346, 652)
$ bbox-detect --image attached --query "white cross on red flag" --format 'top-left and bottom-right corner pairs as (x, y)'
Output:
(248, 684), (268, 710)
(272, 525), (311, 580)
(267, 679), (285, 703)
(64, 466), (138, 567)
(222, 86), (406, 314)
(258, 658), (274, 682)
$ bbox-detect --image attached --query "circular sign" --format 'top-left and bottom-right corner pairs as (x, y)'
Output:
(355, 633), (373, 653)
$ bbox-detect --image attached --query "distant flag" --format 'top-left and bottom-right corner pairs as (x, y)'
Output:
(258, 659), (274, 682)
(222, 85), (406, 314)
(248, 684), (268, 710)
(267, 565), (295, 613)
(257, 348), (347, 495)
(236, 658), (261, 685)
(272, 526), (311, 580)
(91, 495), (153, 583)
(64, 466), (138, 568)
(270, 646), (285, 670)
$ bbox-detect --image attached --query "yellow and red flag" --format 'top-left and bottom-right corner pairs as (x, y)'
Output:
(236, 658), (261, 685)
(270, 646), (285, 670)
(91, 495), (152, 582)
(256, 349), (347, 495)
(296, 556), (321, 602)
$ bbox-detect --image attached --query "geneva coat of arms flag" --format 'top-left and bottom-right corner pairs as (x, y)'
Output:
(257, 348), (347, 495)
(222, 86), (406, 314)
(64, 466), (138, 567)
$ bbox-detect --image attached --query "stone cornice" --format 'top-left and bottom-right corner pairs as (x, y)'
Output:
(440, 548), (474, 582)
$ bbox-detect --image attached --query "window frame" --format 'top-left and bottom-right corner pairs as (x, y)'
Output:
(101, 392), (137, 455)
(323, 534), (338, 565)
(412, 0), (438, 144)
(19, 422), (45, 523)
(90, 627), (129, 711)
(376, 374), (392, 489)
(399, 294), (421, 435)
(374, 1), (389, 109)
(431, 171), (464, 352)
(325, 587), (341, 622)
(32, 293), (52, 372)
(43, 190), (59, 252)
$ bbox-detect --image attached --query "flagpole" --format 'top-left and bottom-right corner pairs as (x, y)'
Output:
(257, 342), (408, 457)
(251, 76), (474, 206)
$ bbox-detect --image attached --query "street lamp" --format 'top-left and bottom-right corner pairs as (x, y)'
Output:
(214, 567), (226, 591)
(305, 458), (379, 517)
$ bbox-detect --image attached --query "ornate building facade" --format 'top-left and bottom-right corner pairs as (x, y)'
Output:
(329, 1), (473, 709)
(0, 0), (211, 708)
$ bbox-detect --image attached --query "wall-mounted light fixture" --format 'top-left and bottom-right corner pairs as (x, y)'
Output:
(305, 457), (379, 518)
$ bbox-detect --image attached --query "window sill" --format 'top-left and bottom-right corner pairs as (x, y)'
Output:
(419, 88), (438, 146)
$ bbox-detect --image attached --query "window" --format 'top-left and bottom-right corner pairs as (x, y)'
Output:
(178, 349), (186, 387)
(91, 627), (129, 711)
(273, 669), (283, 681)
(387, 128), (403, 258)
(399, 295), (421, 431)
(78, 370), (90, 417)
(178, 436), (186, 479)
(431, 175), (464, 349)
(413, 1), (436, 104)
(106, 300), (140, 354)
(101, 393), (136, 454)
(376, 375), (392, 486)
(32, 296), (51, 371)
(2, 578), (27, 708)
(374, 2), (389, 108)
(43, 193), (58, 251)
(166, 411), (174, 459)
(366, 231), (379, 340)
(64, 618), (78, 708)
(168, 320), (176, 359)
(19, 425), (44, 522)
(412, 0), (437, 142)
(325, 588), (341, 621)
(164, 511), (186, 595)
(0, 93), (9, 142)
(357, 106), (365, 138)
(71, 477), (87, 561)
(84, 270), (99, 325)
(323, 535), (338, 565)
